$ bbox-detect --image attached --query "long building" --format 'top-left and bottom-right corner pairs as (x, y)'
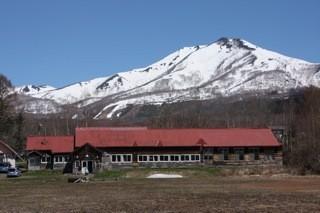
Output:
(26, 127), (282, 173)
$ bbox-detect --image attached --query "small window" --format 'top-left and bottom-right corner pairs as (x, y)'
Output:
(170, 155), (175, 161)
(112, 155), (116, 162)
(195, 155), (200, 161)
(138, 156), (143, 162)
(154, 156), (158, 162)
(191, 155), (195, 161)
(117, 155), (121, 162)
(174, 155), (179, 161)
(143, 156), (147, 162)
(123, 155), (132, 162)
(185, 155), (190, 161)
(181, 155), (185, 161)
(149, 156), (154, 162)
(41, 156), (47, 163)
(164, 155), (169, 161)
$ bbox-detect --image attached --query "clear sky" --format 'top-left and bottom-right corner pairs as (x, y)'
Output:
(1, 0), (320, 87)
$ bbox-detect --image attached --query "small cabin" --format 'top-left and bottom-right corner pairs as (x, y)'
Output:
(26, 136), (74, 171)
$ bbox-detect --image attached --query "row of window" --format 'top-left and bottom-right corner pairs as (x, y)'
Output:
(41, 156), (51, 163)
(138, 154), (200, 162)
(41, 155), (70, 163)
(111, 154), (132, 163)
(109, 154), (201, 163)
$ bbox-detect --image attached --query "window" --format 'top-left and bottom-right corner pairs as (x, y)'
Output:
(195, 155), (200, 161)
(160, 155), (169, 161)
(41, 155), (51, 163)
(190, 154), (200, 162)
(181, 155), (191, 161)
(234, 148), (244, 160)
(123, 155), (131, 162)
(249, 148), (260, 160)
(219, 148), (229, 160)
(143, 156), (148, 162)
(111, 154), (132, 163)
(54, 155), (67, 163)
(138, 155), (148, 162)
(191, 155), (195, 161)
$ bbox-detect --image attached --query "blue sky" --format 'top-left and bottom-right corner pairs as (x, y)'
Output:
(1, 0), (320, 87)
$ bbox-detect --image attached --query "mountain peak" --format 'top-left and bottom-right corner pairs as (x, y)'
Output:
(215, 37), (256, 50)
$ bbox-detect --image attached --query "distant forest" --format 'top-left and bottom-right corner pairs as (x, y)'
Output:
(1, 73), (320, 174)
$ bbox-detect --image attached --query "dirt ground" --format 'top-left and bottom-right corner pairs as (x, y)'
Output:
(0, 174), (320, 213)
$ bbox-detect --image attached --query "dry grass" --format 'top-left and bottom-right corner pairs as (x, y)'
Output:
(0, 171), (320, 212)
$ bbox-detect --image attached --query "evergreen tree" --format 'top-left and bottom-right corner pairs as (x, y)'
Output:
(0, 74), (25, 151)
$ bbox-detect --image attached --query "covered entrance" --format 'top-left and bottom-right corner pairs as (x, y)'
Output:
(81, 160), (93, 173)
(73, 143), (102, 174)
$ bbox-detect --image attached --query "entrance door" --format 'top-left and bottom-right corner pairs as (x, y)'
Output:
(87, 161), (93, 173)
(82, 161), (87, 169)
(81, 160), (93, 173)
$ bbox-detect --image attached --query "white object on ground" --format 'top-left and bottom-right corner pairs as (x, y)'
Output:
(147, 173), (183, 178)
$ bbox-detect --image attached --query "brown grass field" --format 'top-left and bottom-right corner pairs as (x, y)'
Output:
(0, 169), (320, 213)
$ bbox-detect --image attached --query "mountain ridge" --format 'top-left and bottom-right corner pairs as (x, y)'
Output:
(15, 37), (320, 118)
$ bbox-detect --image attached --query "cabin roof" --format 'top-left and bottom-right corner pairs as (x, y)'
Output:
(26, 136), (74, 153)
(75, 128), (281, 148)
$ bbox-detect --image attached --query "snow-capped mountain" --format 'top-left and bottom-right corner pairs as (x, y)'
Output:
(16, 38), (320, 118)
(15, 85), (56, 97)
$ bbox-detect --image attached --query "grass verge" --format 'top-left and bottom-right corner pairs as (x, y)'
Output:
(93, 167), (222, 180)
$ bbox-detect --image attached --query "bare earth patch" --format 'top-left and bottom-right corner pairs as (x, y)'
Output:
(0, 174), (320, 212)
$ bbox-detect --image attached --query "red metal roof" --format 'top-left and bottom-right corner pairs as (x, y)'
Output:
(75, 128), (281, 148)
(26, 136), (74, 153)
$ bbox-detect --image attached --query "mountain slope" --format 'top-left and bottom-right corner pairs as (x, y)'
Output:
(16, 38), (320, 119)
(15, 85), (56, 96)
